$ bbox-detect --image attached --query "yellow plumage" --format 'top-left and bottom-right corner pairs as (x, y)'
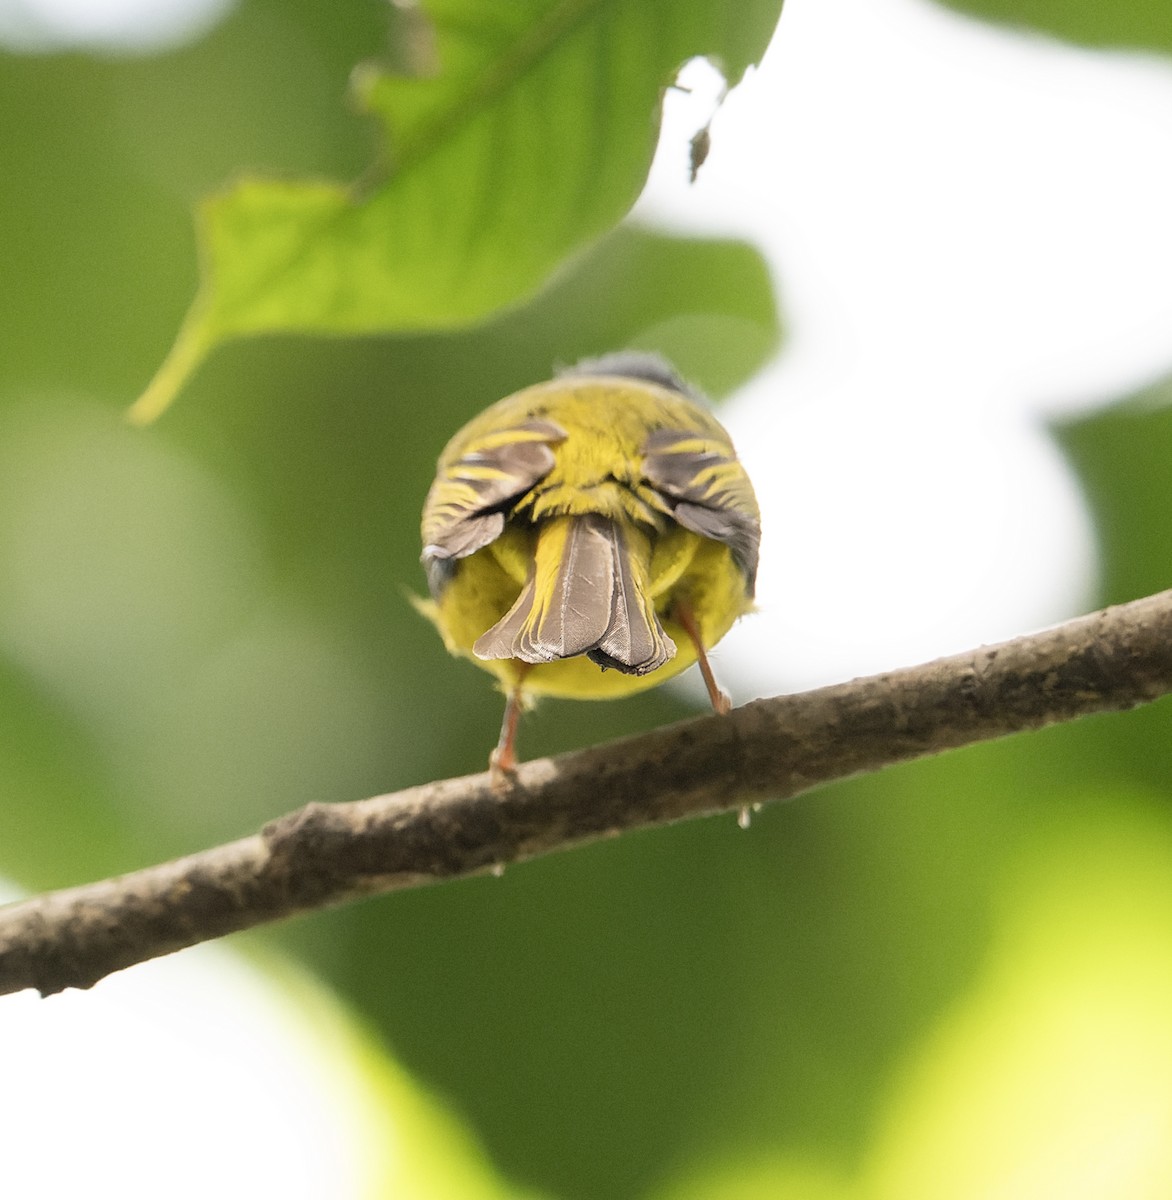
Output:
(418, 353), (760, 770)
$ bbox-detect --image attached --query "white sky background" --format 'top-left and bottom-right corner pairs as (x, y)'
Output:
(0, 0), (232, 50)
(639, 0), (1172, 695)
(0, 907), (379, 1198)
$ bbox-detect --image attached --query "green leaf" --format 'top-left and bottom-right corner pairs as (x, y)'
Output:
(931, 0), (1172, 53)
(654, 1158), (850, 1200)
(483, 223), (783, 401)
(1053, 377), (1172, 794)
(865, 796), (1172, 1199)
(270, 963), (539, 1200)
(129, 0), (785, 422)
(0, 658), (134, 889)
(1055, 378), (1172, 609)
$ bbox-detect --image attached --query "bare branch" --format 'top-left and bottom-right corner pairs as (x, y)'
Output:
(3, 590), (1172, 997)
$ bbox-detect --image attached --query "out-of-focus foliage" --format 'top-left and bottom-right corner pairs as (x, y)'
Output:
(1058, 378), (1172, 617)
(3, 0), (1172, 1198)
(1055, 381), (1172, 796)
(865, 801), (1172, 1199)
(279, 963), (540, 1200)
(650, 794), (1172, 1199)
(934, 0), (1172, 52)
(129, 0), (785, 421)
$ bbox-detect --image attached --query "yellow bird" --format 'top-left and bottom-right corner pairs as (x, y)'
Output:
(418, 353), (760, 772)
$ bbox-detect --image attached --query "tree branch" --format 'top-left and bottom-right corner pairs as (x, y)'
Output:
(4, 589), (1172, 997)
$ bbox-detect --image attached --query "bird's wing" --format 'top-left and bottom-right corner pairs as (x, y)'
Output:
(641, 428), (761, 593)
(421, 419), (565, 597)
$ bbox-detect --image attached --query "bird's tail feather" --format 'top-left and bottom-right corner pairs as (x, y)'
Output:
(473, 514), (674, 675)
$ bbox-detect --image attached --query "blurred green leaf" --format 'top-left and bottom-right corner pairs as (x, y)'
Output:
(931, 0), (1172, 53)
(654, 1158), (850, 1200)
(865, 796), (1172, 1199)
(1053, 378), (1172, 794)
(0, 1), (382, 401)
(269, 962), (541, 1200)
(0, 658), (135, 889)
(1056, 379), (1172, 609)
(130, 0), (785, 421)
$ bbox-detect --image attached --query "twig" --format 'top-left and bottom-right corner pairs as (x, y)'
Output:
(3, 589), (1172, 997)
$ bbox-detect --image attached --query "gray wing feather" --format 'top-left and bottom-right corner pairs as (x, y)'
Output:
(641, 428), (761, 593)
(421, 419), (564, 599)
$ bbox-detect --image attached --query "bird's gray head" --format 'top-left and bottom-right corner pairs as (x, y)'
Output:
(558, 352), (702, 402)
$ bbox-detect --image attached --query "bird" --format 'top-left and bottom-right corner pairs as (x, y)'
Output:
(417, 352), (760, 774)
